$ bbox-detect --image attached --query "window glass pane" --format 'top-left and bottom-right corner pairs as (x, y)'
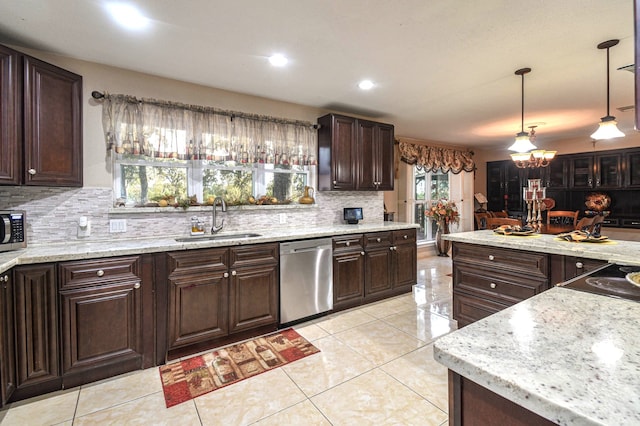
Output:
(203, 168), (253, 206)
(415, 166), (426, 200)
(430, 171), (449, 200)
(117, 165), (187, 204)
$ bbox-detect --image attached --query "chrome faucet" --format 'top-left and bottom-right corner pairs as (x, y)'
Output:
(211, 197), (227, 233)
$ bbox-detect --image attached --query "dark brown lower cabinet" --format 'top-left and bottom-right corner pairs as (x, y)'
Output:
(58, 256), (148, 388)
(449, 371), (556, 425)
(165, 243), (278, 359)
(12, 264), (60, 401)
(333, 229), (417, 312)
(0, 269), (15, 407)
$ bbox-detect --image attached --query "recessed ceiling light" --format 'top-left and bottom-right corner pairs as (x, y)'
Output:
(105, 2), (150, 31)
(358, 80), (375, 90)
(269, 54), (288, 67)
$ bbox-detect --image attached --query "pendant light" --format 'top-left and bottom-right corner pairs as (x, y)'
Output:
(590, 39), (625, 140)
(508, 68), (537, 152)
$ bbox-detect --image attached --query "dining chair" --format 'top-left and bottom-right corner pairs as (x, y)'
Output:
(474, 212), (491, 230)
(547, 210), (579, 227)
(485, 217), (522, 229)
(489, 211), (509, 218)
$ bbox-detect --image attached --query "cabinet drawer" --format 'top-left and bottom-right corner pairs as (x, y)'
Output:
(454, 264), (547, 305)
(333, 234), (364, 252)
(364, 232), (392, 249)
(453, 242), (548, 278)
(230, 243), (278, 268)
(59, 257), (141, 290)
(167, 248), (228, 276)
(453, 292), (509, 328)
(393, 229), (416, 245)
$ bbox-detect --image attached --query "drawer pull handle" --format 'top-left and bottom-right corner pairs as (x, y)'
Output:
(346, 241), (350, 247)
(376, 238), (381, 243)
(232, 270), (237, 276)
(576, 262), (583, 269)
(490, 283), (497, 289)
(403, 235), (408, 239)
(96, 270), (105, 277)
(28, 168), (36, 175)
(134, 282), (140, 289)
(488, 255), (495, 261)
(223, 272), (229, 278)
(361, 251), (365, 256)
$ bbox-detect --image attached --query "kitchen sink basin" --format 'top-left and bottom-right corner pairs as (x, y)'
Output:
(175, 233), (262, 243)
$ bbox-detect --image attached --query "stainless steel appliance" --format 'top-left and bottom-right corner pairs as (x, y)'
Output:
(0, 210), (26, 252)
(280, 238), (333, 325)
(559, 263), (640, 302)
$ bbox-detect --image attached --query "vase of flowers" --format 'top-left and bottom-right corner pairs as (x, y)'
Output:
(426, 200), (459, 257)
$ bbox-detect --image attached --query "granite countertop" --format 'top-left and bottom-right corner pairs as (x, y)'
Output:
(434, 287), (640, 425)
(444, 230), (640, 266)
(0, 222), (418, 274)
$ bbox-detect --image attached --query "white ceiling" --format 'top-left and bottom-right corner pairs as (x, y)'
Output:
(0, 0), (636, 150)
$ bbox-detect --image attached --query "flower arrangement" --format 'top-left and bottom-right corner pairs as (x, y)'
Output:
(425, 199), (460, 224)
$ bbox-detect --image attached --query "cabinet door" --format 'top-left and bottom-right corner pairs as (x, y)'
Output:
(0, 45), (20, 185)
(357, 120), (377, 190)
(569, 155), (594, 189)
(375, 123), (395, 191)
(13, 264), (60, 397)
(393, 241), (417, 292)
(322, 114), (357, 190)
(486, 161), (504, 211)
(545, 157), (568, 189)
(365, 248), (393, 299)
(0, 270), (15, 406)
(23, 56), (82, 186)
(625, 149), (640, 188)
(504, 162), (525, 213)
(595, 153), (622, 188)
(229, 264), (278, 334)
(167, 248), (229, 350)
(333, 251), (365, 310)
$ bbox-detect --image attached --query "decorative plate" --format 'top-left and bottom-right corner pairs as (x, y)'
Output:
(626, 272), (640, 287)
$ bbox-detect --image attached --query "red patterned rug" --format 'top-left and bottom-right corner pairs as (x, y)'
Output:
(159, 328), (320, 407)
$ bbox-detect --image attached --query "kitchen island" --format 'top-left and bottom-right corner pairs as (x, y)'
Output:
(434, 286), (640, 425)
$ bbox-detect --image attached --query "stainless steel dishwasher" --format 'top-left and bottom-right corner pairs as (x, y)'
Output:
(280, 238), (333, 325)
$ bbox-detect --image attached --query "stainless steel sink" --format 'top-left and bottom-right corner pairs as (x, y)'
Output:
(175, 233), (262, 243)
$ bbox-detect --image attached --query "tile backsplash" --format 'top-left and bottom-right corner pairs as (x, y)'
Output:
(0, 186), (385, 245)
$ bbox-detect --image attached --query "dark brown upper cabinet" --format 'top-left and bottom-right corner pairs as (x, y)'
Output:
(0, 44), (82, 187)
(317, 113), (394, 191)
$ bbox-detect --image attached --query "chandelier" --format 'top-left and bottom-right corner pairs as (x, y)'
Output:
(510, 127), (556, 168)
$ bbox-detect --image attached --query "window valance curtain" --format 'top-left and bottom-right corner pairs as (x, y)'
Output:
(398, 141), (475, 174)
(100, 94), (317, 165)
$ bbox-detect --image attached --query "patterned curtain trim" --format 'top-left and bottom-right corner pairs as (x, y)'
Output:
(100, 93), (317, 166)
(398, 141), (475, 174)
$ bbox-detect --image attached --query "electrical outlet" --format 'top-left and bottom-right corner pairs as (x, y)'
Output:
(77, 217), (91, 238)
(109, 219), (127, 233)
(279, 213), (286, 224)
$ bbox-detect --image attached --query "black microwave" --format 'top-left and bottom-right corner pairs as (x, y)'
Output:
(0, 210), (26, 252)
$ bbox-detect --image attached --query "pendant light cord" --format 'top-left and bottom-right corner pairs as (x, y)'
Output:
(521, 72), (525, 133)
(605, 45), (611, 117)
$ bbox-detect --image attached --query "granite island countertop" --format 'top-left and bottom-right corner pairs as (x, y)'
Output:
(434, 287), (640, 425)
(443, 230), (640, 266)
(0, 222), (418, 274)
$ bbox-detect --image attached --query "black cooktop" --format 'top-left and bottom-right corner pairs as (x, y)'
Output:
(560, 263), (640, 302)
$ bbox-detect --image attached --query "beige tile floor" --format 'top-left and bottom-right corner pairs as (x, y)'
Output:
(0, 249), (454, 426)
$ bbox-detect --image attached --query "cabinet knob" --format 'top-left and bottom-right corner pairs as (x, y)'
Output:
(488, 255), (495, 261)
(134, 282), (141, 289)
(333, 180), (337, 185)
(28, 168), (36, 175)
(376, 238), (381, 242)
(403, 235), (408, 239)
(576, 262), (584, 269)
(96, 270), (105, 277)
(361, 251), (365, 256)
(232, 270), (237, 276)
(345, 241), (350, 247)
(223, 272), (229, 278)
(0, 275), (7, 282)
(490, 283), (497, 289)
